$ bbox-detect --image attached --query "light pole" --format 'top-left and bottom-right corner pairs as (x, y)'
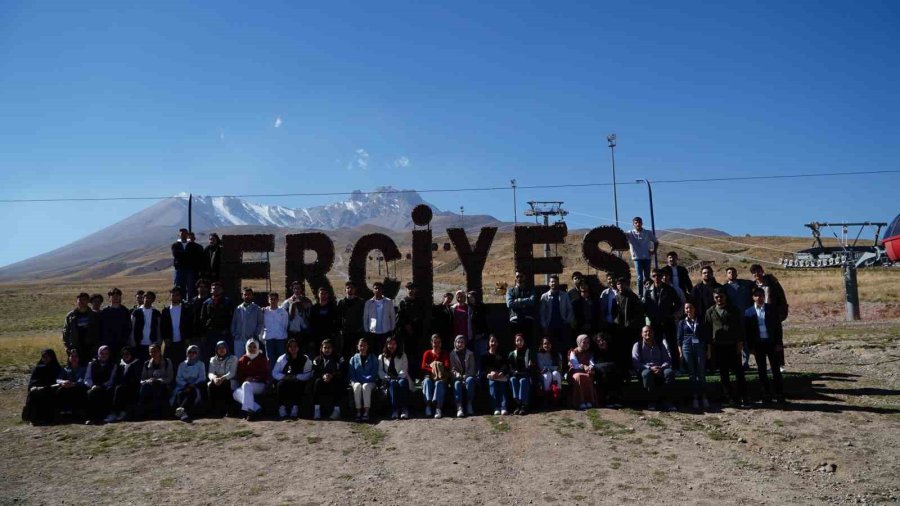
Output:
(607, 134), (619, 227)
(635, 179), (659, 269)
(511, 179), (518, 224)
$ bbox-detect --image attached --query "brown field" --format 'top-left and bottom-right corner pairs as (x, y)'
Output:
(1, 233), (898, 504)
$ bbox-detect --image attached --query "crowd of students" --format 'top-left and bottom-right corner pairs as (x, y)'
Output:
(23, 220), (791, 425)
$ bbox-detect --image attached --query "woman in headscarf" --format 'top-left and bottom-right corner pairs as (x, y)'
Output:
(85, 345), (117, 424)
(348, 337), (378, 422)
(273, 338), (313, 420)
(107, 346), (141, 422)
(567, 334), (597, 410)
(481, 334), (510, 416)
(233, 339), (270, 420)
(207, 340), (237, 417)
(378, 335), (412, 420)
(22, 349), (62, 425)
(138, 343), (174, 419)
(449, 334), (476, 418)
(172, 345), (206, 422)
(55, 349), (88, 420)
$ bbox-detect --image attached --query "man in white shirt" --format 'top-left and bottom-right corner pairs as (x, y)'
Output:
(626, 217), (658, 297)
(363, 282), (396, 352)
(161, 286), (191, 365)
(263, 292), (290, 369)
(131, 291), (160, 362)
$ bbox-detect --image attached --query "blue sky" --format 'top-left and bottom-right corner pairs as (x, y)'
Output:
(1, 1), (898, 267)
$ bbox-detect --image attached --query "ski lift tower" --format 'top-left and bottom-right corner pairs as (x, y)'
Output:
(525, 201), (568, 285)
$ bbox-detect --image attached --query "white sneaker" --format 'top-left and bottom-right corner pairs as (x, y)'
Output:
(457, 407), (465, 418)
(175, 407), (185, 419)
(103, 414), (117, 423)
(435, 408), (442, 419)
(180, 413), (190, 422)
(400, 409), (409, 420)
(493, 410), (501, 416)
(116, 411), (127, 421)
(500, 409), (509, 416)
(278, 406), (288, 419)
(290, 405), (299, 418)
(330, 407), (341, 420)
(314, 405), (321, 420)
(425, 406), (433, 417)
(466, 403), (474, 416)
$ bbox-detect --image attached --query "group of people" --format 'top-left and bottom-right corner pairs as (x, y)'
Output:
(23, 220), (792, 425)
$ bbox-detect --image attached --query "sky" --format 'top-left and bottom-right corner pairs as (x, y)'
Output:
(1, 1), (898, 267)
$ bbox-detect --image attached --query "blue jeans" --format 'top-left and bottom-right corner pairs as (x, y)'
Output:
(634, 259), (651, 297)
(510, 376), (530, 406)
(422, 378), (446, 406)
(682, 341), (707, 395)
(387, 378), (409, 410)
(488, 379), (509, 411)
(453, 377), (476, 407)
(264, 339), (286, 371)
(640, 367), (675, 399)
(173, 269), (196, 300)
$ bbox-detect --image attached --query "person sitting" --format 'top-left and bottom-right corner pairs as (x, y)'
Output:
(568, 334), (597, 410)
(378, 336), (412, 420)
(481, 334), (510, 416)
(22, 349), (62, 425)
(272, 338), (313, 420)
(632, 326), (676, 411)
(56, 349), (88, 421)
(84, 345), (117, 424)
(592, 333), (623, 408)
(138, 344), (174, 419)
(420, 334), (450, 419)
(312, 339), (344, 420)
(677, 302), (709, 410)
(348, 338), (378, 422)
(172, 345), (206, 422)
(449, 335), (477, 418)
(233, 340), (270, 420)
(107, 346), (142, 422)
(536, 337), (563, 406)
(507, 333), (535, 415)
(207, 341), (237, 417)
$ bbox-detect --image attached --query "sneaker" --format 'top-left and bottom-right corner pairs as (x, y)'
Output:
(519, 407), (528, 416)
(180, 413), (190, 422)
(391, 410), (399, 420)
(400, 409), (409, 420)
(175, 407), (185, 419)
(493, 410), (501, 416)
(425, 406), (433, 418)
(361, 412), (370, 422)
(290, 405), (299, 419)
(500, 409), (509, 416)
(692, 398), (700, 410)
(434, 408), (442, 419)
(103, 414), (117, 424)
(457, 407), (464, 418)
(278, 406), (288, 419)
(116, 411), (127, 422)
(330, 407), (341, 421)
(466, 403), (474, 416)
(314, 405), (322, 420)
(579, 403), (588, 410)
(355, 413), (362, 423)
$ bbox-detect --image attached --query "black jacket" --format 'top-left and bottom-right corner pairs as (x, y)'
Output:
(131, 307), (161, 346)
(572, 296), (599, 335)
(336, 296), (365, 335)
(200, 296), (234, 334)
(615, 290), (645, 334)
(99, 305), (132, 350)
(203, 244), (221, 281)
(63, 308), (101, 356)
(661, 265), (693, 294)
(431, 303), (454, 340)
(310, 300), (340, 339)
(690, 280), (721, 323)
(642, 283), (680, 323)
(704, 304), (744, 346)
(743, 304), (784, 348)
(171, 240), (191, 270)
(160, 304), (194, 343)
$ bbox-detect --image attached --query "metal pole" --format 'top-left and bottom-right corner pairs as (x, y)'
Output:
(608, 134), (619, 226)
(511, 179), (518, 224)
(188, 193), (193, 233)
(843, 261), (861, 321)
(637, 180), (659, 269)
(543, 215), (551, 285)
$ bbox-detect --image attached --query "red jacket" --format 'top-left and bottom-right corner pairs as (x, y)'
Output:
(236, 354), (270, 384)
(420, 349), (450, 378)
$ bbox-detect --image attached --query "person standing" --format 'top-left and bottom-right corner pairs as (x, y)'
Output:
(539, 275), (574, 354)
(282, 281), (312, 350)
(171, 228), (195, 298)
(262, 291), (290, 369)
(505, 272), (537, 350)
(705, 289), (747, 406)
(598, 273), (619, 333)
(336, 281), (366, 359)
(130, 291), (160, 362)
(626, 217), (658, 297)
(99, 288), (132, 360)
(63, 293), (101, 365)
(309, 287), (340, 356)
(200, 281), (234, 361)
(185, 233), (205, 300)
(690, 266), (721, 323)
(89, 294), (104, 313)
(161, 286), (192, 367)
(744, 288), (786, 404)
(614, 277), (645, 379)
(750, 264), (790, 371)
(132, 290), (145, 311)
(203, 233), (222, 282)
(677, 302), (709, 410)
(396, 282), (431, 362)
(431, 292), (455, 348)
(231, 287), (264, 359)
(642, 269), (681, 369)
(568, 271), (584, 304)
(661, 251), (693, 295)
(189, 279), (212, 357)
(466, 290), (490, 359)
(362, 282), (396, 352)
(572, 282), (599, 337)
(724, 267), (755, 369)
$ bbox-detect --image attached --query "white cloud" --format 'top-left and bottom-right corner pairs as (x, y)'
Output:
(393, 156), (411, 169)
(347, 148), (369, 170)
(274, 116), (283, 128)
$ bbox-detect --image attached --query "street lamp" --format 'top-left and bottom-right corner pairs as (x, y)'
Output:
(635, 179), (659, 269)
(607, 134), (619, 227)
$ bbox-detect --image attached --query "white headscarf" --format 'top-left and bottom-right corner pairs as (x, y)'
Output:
(245, 339), (260, 360)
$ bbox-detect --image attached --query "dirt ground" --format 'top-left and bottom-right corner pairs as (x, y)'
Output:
(1, 319), (898, 505)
